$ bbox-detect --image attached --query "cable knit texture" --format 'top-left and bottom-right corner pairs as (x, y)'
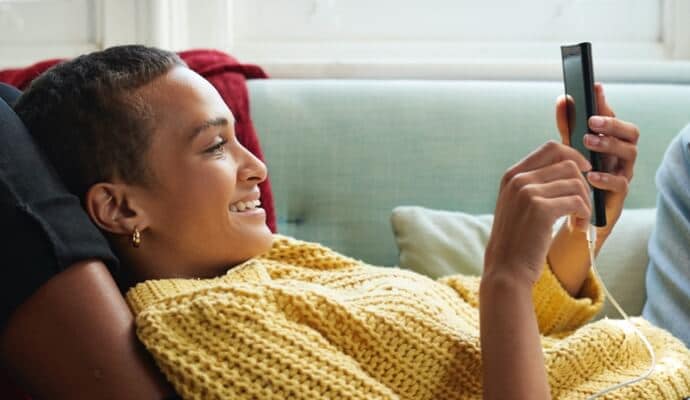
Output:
(127, 235), (690, 399)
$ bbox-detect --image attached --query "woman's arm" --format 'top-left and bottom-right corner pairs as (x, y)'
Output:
(1, 259), (176, 400)
(480, 271), (549, 399)
(481, 141), (593, 400)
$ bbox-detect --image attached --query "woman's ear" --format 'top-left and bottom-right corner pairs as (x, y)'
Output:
(85, 183), (150, 235)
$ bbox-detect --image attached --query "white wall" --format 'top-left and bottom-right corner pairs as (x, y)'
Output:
(1, 0), (689, 82)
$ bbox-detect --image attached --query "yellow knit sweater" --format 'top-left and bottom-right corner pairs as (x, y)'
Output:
(127, 235), (690, 399)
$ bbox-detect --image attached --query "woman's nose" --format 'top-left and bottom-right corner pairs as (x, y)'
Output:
(238, 147), (268, 184)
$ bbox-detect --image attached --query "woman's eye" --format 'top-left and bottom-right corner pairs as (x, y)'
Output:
(205, 138), (228, 156)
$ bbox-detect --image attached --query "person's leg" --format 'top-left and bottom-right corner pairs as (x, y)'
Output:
(643, 125), (690, 347)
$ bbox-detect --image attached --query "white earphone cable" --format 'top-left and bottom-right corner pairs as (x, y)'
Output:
(584, 225), (656, 399)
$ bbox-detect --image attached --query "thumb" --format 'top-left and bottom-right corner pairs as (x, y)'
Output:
(556, 95), (571, 146)
(594, 83), (615, 117)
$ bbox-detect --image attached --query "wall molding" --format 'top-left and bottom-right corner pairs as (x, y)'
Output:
(258, 59), (690, 83)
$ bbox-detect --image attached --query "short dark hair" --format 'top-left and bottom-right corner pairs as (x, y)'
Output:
(14, 45), (185, 199)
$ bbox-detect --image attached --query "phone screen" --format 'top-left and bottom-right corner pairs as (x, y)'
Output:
(561, 44), (596, 161)
(561, 42), (606, 226)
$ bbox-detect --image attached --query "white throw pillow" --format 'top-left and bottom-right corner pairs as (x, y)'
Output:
(390, 206), (656, 317)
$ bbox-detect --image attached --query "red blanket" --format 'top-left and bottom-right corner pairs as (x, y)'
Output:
(0, 49), (276, 399)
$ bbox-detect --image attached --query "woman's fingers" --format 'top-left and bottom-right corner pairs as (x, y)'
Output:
(584, 113), (639, 181)
(588, 115), (640, 144)
(511, 159), (589, 188)
(587, 172), (629, 194)
(555, 84), (619, 146)
(521, 179), (591, 207)
(583, 133), (637, 177)
(583, 132), (634, 158)
(546, 195), (592, 223)
(504, 160), (592, 229)
(502, 141), (591, 188)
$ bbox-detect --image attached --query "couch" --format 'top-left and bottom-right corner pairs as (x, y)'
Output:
(247, 79), (690, 319)
(1, 71), (688, 399)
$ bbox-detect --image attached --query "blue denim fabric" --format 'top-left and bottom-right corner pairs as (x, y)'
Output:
(643, 125), (690, 347)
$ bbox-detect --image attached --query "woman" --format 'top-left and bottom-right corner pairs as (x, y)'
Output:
(9, 45), (690, 399)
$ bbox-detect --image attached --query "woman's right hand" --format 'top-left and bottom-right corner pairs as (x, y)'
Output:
(480, 141), (593, 400)
(483, 140), (593, 288)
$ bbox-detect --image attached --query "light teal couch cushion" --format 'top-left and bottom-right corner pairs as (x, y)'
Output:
(391, 207), (492, 278)
(248, 80), (690, 267)
(390, 206), (655, 316)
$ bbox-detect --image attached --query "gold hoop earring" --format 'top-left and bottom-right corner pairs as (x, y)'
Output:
(131, 227), (141, 248)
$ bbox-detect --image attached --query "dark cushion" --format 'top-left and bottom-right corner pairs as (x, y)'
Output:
(0, 93), (119, 326)
(0, 83), (21, 105)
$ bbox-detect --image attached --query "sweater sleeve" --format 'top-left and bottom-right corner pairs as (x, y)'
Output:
(438, 264), (604, 336)
(130, 283), (399, 400)
(530, 263), (604, 335)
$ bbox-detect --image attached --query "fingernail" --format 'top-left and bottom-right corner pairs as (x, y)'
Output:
(589, 172), (609, 182)
(585, 134), (601, 146)
(590, 116), (605, 128)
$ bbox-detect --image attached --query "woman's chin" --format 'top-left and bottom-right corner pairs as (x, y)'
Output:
(254, 224), (275, 254)
(231, 223), (274, 260)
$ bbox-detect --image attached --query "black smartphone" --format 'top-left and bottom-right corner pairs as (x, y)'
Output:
(561, 42), (606, 227)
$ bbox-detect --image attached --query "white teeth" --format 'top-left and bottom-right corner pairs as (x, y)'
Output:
(230, 199), (262, 212)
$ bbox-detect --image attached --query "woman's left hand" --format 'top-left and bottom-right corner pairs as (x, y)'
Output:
(556, 83), (639, 243)
(548, 83), (640, 296)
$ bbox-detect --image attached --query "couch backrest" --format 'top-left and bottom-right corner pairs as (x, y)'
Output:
(249, 79), (690, 266)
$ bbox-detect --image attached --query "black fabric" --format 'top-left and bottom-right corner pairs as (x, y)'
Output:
(0, 83), (21, 105)
(0, 92), (119, 327)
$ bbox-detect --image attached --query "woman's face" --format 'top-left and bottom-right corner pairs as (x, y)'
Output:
(124, 66), (273, 280)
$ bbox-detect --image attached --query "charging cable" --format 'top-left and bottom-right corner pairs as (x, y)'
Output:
(584, 225), (657, 399)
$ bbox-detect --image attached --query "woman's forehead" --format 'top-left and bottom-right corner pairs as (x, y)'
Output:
(137, 67), (234, 138)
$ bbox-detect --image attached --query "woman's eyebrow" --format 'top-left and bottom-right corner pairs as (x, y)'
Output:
(188, 117), (230, 141)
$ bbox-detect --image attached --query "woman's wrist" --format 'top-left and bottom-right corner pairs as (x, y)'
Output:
(480, 266), (535, 299)
(547, 222), (607, 297)
(479, 263), (551, 399)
